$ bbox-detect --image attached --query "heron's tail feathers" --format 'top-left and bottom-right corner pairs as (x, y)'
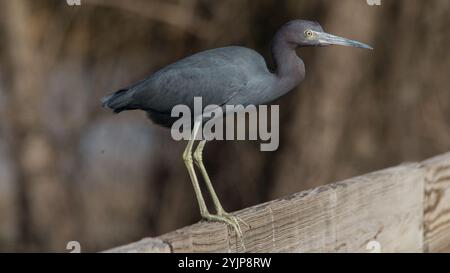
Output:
(101, 88), (136, 113)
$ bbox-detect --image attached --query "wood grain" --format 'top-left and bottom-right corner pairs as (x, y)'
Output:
(423, 153), (450, 253)
(106, 152), (450, 253)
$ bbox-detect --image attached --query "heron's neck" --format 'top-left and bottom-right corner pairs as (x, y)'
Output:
(271, 34), (305, 95)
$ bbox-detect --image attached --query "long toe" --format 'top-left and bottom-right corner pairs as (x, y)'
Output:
(203, 214), (243, 238)
(219, 211), (250, 229)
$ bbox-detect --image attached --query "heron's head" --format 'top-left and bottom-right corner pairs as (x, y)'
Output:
(281, 20), (373, 50)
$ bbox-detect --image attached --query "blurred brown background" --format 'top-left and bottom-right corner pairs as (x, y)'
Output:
(0, 0), (449, 252)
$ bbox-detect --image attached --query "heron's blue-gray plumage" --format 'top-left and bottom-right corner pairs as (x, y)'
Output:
(103, 46), (276, 127)
(102, 20), (371, 127)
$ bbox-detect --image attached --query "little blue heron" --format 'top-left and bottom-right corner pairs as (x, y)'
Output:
(101, 20), (372, 238)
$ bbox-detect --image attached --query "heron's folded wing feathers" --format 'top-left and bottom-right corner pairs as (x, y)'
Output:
(130, 49), (257, 113)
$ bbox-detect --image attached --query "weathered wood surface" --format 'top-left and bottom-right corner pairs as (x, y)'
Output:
(106, 152), (450, 253)
(422, 153), (450, 253)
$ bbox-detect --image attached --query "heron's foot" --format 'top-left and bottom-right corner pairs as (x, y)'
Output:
(218, 210), (250, 229)
(203, 213), (244, 238)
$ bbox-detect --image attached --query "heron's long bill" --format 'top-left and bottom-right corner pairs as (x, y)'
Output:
(314, 31), (373, 50)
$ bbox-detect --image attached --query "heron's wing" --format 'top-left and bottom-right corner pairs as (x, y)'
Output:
(130, 47), (265, 113)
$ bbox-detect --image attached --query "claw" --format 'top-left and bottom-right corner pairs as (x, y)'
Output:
(202, 213), (247, 251)
(231, 215), (250, 229)
(219, 211), (249, 230)
(203, 214), (243, 238)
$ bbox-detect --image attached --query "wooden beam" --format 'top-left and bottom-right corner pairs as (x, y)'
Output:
(423, 153), (450, 253)
(106, 153), (450, 253)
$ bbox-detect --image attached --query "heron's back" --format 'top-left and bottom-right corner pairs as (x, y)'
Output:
(102, 46), (274, 127)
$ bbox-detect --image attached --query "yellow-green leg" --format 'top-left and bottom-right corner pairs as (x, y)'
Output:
(183, 121), (243, 237)
(183, 121), (209, 217)
(193, 140), (248, 237)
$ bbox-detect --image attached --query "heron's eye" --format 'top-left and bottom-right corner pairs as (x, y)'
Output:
(305, 30), (314, 38)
